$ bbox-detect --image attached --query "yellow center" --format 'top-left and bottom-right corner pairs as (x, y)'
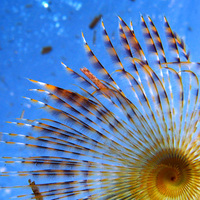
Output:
(138, 148), (199, 199)
(155, 163), (187, 197)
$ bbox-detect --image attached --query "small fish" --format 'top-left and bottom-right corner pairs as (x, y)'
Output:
(1, 16), (200, 199)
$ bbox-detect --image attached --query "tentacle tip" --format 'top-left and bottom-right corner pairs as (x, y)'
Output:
(81, 32), (86, 43)
(101, 19), (105, 29)
(28, 89), (36, 92)
(27, 78), (37, 83)
(117, 16), (122, 21)
(6, 121), (13, 124)
(61, 62), (67, 68)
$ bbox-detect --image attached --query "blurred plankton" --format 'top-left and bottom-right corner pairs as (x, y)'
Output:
(1, 16), (200, 199)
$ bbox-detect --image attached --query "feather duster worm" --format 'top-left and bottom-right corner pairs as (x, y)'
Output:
(1, 16), (200, 199)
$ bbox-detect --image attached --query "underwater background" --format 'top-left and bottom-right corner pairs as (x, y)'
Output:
(1, 0), (200, 198)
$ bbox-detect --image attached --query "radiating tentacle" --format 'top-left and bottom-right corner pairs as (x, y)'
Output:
(140, 16), (164, 83)
(164, 17), (181, 66)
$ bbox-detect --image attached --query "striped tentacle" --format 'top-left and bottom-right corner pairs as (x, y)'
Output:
(117, 21), (164, 136)
(76, 79), (165, 154)
(101, 20), (136, 98)
(118, 16), (146, 62)
(141, 16), (164, 83)
(148, 16), (167, 64)
(102, 81), (168, 151)
(181, 71), (199, 145)
(103, 19), (168, 141)
(28, 79), (165, 159)
(81, 32), (120, 91)
(1, 121), (151, 199)
(174, 32), (190, 61)
(140, 16), (176, 141)
(146, 17), (178, 138)
(147, 16), (175, 119)
(164, 17), (181, 67)
(118, 17), (159, 129)
(26, 83), (143, 153)
(162, 67), (184, 148)
(61, 63), (97, 92)
(118, 19), (144, 88)
(172, 36), (194, 143)
(77, 76), (168, 158)
(118, 18), (167, 125)
(147, 17), (179, 133)
(166, 23), (194, 147)
(118, 22), (133, 58)
(75, 85), (156, 153)
(134, 60), (174, 145)
(164, 18), (181, 133)
(164, 19), (197, 146)
(61, 62), (162, 148)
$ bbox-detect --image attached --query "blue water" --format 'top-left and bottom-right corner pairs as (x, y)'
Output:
(0, 0), (200, 198)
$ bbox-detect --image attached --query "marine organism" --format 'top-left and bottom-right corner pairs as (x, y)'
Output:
(1, 16), (200, 199)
